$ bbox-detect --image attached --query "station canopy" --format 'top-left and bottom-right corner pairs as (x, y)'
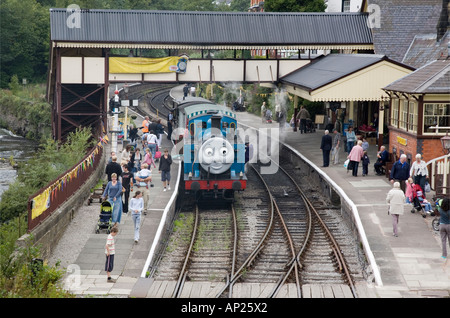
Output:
(50, 9), (373, 51)
(280, 54), (415, 102)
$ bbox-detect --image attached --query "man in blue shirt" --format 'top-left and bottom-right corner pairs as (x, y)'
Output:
(390, 154), (410, 192)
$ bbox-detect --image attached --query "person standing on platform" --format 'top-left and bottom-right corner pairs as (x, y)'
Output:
(409, 154), (428, 191)
(129, 191), (144, 244)
(143, 148), (156, 170)
(159, 148), (173, 191)
(105, 226), (118, 283)
(141, 116), (150, 134)
(121, 164), (132, 214)
(320, 130), (332, 167)
(386, 182), (406, 237)
(105, 156), (122, 182)
(102, 173), (123, 226)
(135, 163), (152, 214)
(345, 126), (356, 154)
(261, 102), (266, 123)
(297, 106), (310, 134)
(183, 84), (189, 100)
(332, 129), (341, 165)
(167, 111), (174, 140)
(390, 154), (410, 192)
(347, 140), (364, 177)
(362, 151), (370, 176)
(155, 119), (164, 148)
(437, 198), (450, 261)
(146, 132), (158, 159)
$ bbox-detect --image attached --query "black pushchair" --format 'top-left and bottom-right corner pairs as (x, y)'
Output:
(305, 118), (315, 132)
(96, 201), (113, 234)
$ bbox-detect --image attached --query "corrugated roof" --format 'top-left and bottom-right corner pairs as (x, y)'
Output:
(384, 59), (450, 94)
(280, 54), (394, 90)
(50, 9), (373, 48)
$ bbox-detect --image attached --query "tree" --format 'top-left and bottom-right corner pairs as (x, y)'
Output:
(0, 0), (49, 88)
(264, 0), (326, 12)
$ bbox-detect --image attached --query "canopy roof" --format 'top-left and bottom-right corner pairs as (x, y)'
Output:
(50, 9), (373, 50)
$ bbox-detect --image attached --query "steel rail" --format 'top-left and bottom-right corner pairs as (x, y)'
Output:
(172, 204), (199, 298)
(215, 164), (276, 298)
(277, 163), (357, 298)
(228, 204), (239, 298)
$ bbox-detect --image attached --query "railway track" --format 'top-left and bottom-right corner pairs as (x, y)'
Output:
(150, 203), (238, 298)
(138, 87), (368, 297)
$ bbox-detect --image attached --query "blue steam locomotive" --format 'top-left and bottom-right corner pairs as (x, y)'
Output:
(172, 97), (247, 199)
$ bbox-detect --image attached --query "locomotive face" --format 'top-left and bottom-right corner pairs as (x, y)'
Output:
(198, 137), (234, 174)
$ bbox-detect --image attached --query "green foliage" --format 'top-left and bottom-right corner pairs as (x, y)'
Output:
(0, 0), (50, 88)
(264, 0), (326, 12)
(0, 89), (52, 142)
(0, 127), (94, 223)
(8, 75), (20, 94)
(0, 225), (73, 298)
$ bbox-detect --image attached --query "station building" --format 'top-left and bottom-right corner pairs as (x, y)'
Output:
(383, 59), (450, 163)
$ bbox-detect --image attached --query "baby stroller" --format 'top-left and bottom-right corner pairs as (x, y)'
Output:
(265, 110), (273, 123)
(305, 118), (315, 132)
(96, 201), (113, 234)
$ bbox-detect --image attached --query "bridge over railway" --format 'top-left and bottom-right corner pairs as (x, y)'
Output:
(46, 8), (374, 140)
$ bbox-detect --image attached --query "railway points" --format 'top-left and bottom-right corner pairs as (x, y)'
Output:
(52, 85), (449, 299)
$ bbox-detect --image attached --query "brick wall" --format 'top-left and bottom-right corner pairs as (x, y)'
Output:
(389, 129), (445, 162)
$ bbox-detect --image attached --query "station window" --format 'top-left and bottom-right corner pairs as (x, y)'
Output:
(424, 103), (450, 134)
(408, 101), (418, 133)
(399, 99), (408, 130)
(390, 98), (399, 128)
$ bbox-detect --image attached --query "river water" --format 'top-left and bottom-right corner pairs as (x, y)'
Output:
(0, 128), (38, 199)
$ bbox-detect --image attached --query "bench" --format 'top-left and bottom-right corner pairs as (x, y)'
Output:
(380, 153), (396, 178)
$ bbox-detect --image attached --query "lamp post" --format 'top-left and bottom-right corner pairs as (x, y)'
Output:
(123, 83), (129, 141)
(111, 86), (120, 153)
(441, 132), (450, 154)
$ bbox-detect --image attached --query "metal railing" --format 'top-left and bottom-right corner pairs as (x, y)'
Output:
(27, 144), (104, 231)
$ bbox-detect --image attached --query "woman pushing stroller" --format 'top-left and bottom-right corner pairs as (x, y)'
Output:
(102, 173), (123, 226)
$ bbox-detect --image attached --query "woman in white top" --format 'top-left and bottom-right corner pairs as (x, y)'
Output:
(386, 182), (406, 237)
(410, 154), (428, 191)
(129, 191), (144, 243)
(121, 144), (132, 163)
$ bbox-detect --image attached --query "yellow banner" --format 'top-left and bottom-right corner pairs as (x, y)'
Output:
(32, 189), (50, 220)
(109, 56), (184, 73)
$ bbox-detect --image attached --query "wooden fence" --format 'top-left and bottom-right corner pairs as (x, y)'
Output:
(428, 153), (450, 197)
(27, 143), (104, 232)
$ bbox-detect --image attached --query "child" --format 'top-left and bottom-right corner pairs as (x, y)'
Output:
(105, 226), (118, 283)
(135, 163), (151, 214)
(129, 191), (144, 243)
(362, 151), (370, 176)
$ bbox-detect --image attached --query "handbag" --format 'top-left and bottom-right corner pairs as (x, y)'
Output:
(424, 182), (431, 193)
(154, 151), (161, 159)
(344, 159), (349, 168)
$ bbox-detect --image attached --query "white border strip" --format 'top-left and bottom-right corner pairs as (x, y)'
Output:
(124, 102), (182, 278)
(140, 161), (181, 278)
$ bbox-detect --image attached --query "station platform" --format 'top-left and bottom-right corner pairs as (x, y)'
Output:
(234, 110), (449, 298)
(54, 108), (180, 297)
(53, 86), (449, 299)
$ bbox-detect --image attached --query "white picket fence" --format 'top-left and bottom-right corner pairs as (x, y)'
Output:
(428, 154), (450, 196)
